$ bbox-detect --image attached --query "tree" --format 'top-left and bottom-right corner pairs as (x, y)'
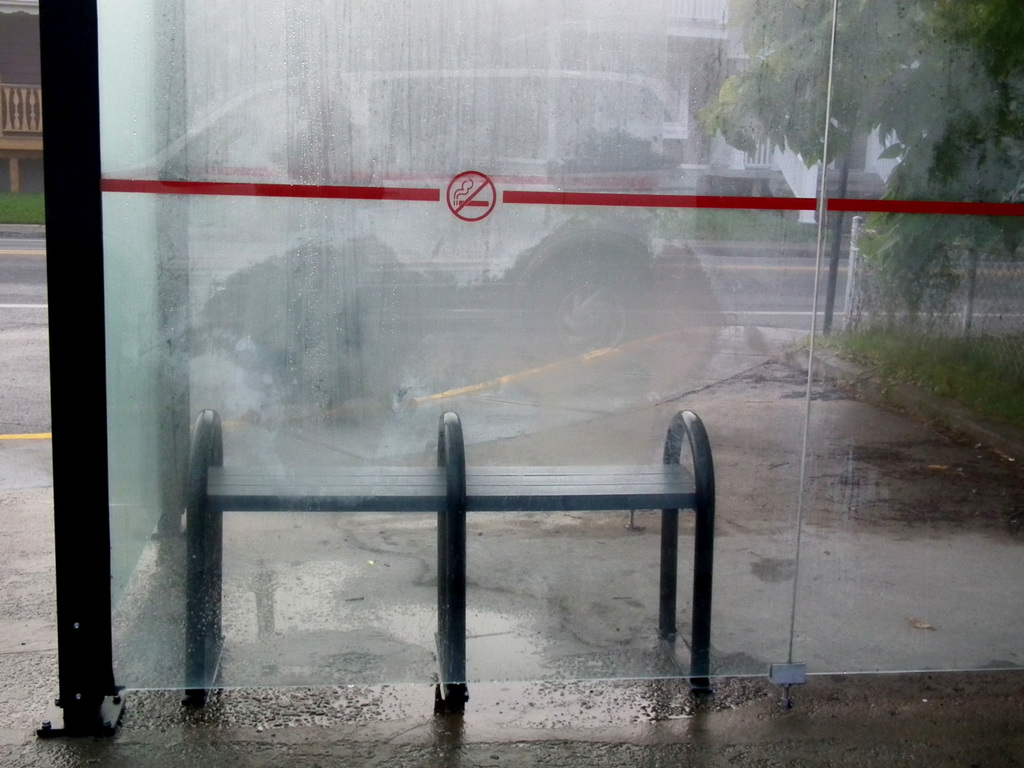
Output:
(704, 1), (929, 166)
(865, 0), (1024, 329)
(703, 0), (931, 333)
(703, 0), (1024, 331)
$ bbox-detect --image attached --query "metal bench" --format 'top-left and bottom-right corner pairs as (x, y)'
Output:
(184, 408), (715, 713)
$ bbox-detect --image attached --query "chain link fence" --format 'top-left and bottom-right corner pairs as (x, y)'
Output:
(845, 215), (1024, 381)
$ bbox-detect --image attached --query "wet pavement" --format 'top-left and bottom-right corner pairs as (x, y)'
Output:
(2, 373), (1024, 765)
(6, 648), (1024, 765)
(3, 295), (1024, 761)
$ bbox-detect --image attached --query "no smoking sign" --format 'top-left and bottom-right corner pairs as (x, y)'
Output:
(446, 171), (496, 222)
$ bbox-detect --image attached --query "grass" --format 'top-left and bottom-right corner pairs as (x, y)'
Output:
(0, 193), (45, 225)
(826, 330), (1024, 432)
(656, 208), (817, 243)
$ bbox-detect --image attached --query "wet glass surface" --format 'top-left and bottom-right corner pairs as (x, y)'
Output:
(99, 0), (1024, 688)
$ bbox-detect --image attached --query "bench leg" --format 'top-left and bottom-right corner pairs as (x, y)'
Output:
(658, 508), (679, 642)
(435, 412), (468, 714)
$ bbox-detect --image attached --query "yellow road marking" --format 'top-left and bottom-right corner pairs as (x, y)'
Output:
(411, 357), (585, 405)
(0, 432), (51, 441)
(410, 330), (681, 406)
(0, 249), (46, 257)
(702, 263), (821, 272)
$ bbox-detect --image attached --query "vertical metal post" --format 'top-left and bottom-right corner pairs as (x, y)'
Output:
(659, 410), (715, 694)
(435, 412), (468, 713)
(961, 247), (980, 338)
(844, 215), (864, 332)
(184, 410), (224, 706)
(36, 0), (124, 738)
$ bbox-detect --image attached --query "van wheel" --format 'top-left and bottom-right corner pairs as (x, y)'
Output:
(554, 280), (627, 353)
(528, 259), (641, 355)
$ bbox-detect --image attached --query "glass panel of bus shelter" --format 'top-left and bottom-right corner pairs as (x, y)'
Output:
(98, 1), (178, 611)
(101, 0), (831, 689)
(789, 2), (1024, 675)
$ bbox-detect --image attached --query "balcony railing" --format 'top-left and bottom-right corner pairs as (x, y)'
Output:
(669, 0), (728, 23)
(745, 143), (775, 170)
(1, 82), (43, 136)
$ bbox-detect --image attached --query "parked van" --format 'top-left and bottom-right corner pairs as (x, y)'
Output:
(138, 70), (680, 411)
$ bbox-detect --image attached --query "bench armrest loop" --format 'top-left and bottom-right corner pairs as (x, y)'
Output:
(660, 410), (716, 693)
(184, 409), (224, 705)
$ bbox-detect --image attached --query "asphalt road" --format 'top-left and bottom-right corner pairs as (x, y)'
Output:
(0, 234), (842, 319)
(0, 238), (47, 306)
(690, 251), (845, 325)
(0, 234), (849, 454)
(0, 236), (50, 436)
(0, 233), (840, 448)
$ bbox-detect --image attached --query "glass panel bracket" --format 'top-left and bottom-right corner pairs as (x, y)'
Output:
(769, 662), (807, 709)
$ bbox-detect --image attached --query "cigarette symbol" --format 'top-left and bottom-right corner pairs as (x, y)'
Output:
(451, 178), (476, 209)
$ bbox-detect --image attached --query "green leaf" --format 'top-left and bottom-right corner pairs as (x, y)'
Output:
(878, 143), (905, 160)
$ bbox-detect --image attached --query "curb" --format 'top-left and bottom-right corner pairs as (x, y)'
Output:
(785, 346), (1024, 461)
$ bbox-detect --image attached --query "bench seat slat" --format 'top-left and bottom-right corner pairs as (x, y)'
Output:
(206, 465), (696, 513)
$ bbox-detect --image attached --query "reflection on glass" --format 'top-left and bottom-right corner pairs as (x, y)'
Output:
(102, 0), (1023, 691)
(104, 0), (820, 689)
(791, 0), (1024, 675)
(796, 209), (1024, 673)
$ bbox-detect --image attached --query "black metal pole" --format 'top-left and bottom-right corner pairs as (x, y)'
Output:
(435, 412), (468, 714)
(822, 150), (852, 335)
(184, 410), (224, 706)
(36, 0), (124, 739)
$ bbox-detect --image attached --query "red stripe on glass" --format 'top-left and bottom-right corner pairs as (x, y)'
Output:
(100, 178), (441, 202)
(827, 198), (1024, 216)
(100, 179), (1024, 216)
(502, 190), (818, 211)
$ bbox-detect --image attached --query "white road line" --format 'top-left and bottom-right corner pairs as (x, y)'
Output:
(726, 310), (826, 316)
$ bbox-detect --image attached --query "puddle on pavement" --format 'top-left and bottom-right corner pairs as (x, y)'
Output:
(814, 438), (1024, 531)
(826, 446), (891, 521)
(220, 558), (560, 685)
(750, 556), (796, 583)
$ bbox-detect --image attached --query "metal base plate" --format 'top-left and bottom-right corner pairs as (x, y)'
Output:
(38, 693), (125, 738)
